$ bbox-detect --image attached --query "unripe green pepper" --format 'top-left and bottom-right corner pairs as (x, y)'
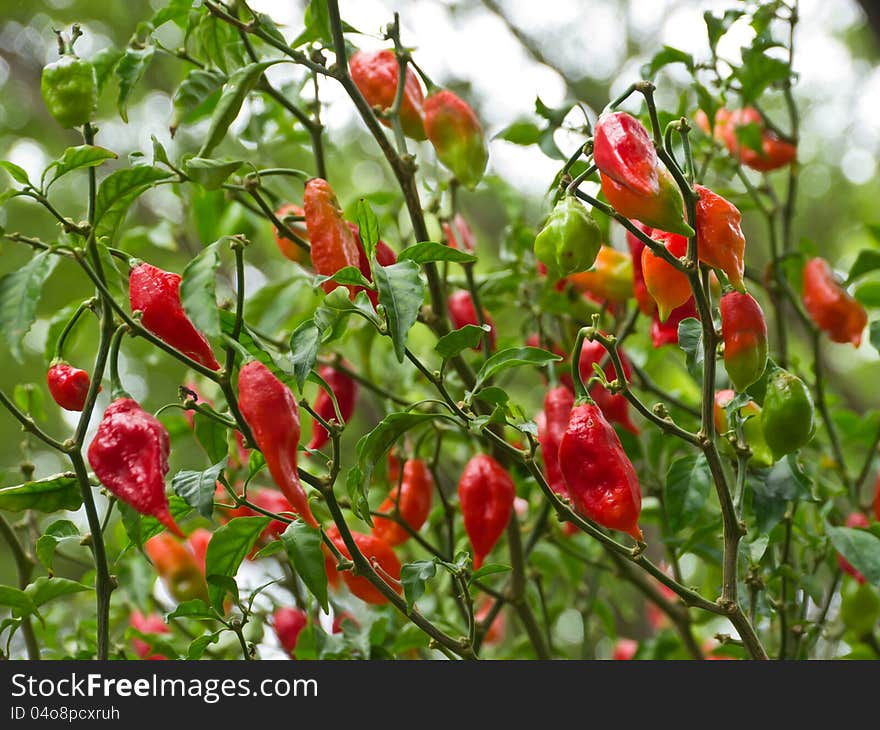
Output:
(41, 50), (97, 129)
(761, 368), (815, 459)
(840, 580), (880, 638)
(534, 196), (601, 278)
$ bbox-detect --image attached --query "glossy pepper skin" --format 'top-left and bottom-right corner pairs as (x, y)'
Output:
(273, 607), (308, 657)
(88, 398), (183, 537)
(47, 362), (92, 412)
(694, 185), (746, 291)
(714, 389), (774, 467)
(651, 297), (699, 347)
(579, 339), (639, 434)
(594, 112), (659, 196)
(349, 49), (426, 140)
(558, 403), (643, 541)
(303, 178), (361, 295)
(308, 364), (358, 452)
(568, 245), (635, 304)
(761, 368), (815, 459)
(837, 512), (871, 584)
(372, 458), (434, 546)
(537, 386), (575, 497)
(699, 107), (797, 172)
(802, 258), (867, 346)
(272, 203), (309, 264)
(237, 361), (317, 527)
(641, 231), (690, 321)
(720, 291), (768, 391)
(448, 290), (496, 351)
(324, 525), (401, 604)
(129, 263), (220, 371)
(626, 223), (656, 315)
(601, 163), (693, 238)
(534, 196), (602, 278)
(129, 610), (169, 660)
(424, 90), (488, 189)
(41, 53), (97, 128)
(144, 533), (209, 603)
(458, 454), (515, 569)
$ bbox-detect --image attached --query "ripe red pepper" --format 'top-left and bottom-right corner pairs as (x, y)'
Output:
(424, 90), (488, 189)
(443, 214), (476, 252)
(448, 290), (496, 351)
(601, 166), (693, 238)
(237, 361), (317, 527)
(567, 245), (634, 304)
(349, 49), (426, 140)
(579, 338), (639, 434)
(458, 454), (515, 569)
(694, 185), (746, 292)
(307, 364), (358, 452)
(626, 223), (656, 315)
(187, 528), (211, 574)
(537, 386), (575, 497)
(802, 257), (867, 346)
(651, 297), (699, 347)
(475, 598), (506, 646)
(46, 362), (93, 411)
(88, 398), (183, 537)
(837, 512), (871, 583)
(372, 458), (434, 546)
(594, 111), (659, 196)
(699, 107), (796, 172)
(129, 610), (169, 660)
(129, 263), (220, 371)
(612, 638), (638, 660)
(558, 402), (643, 541)
(324, 525), (401, 604)
(144, 533), (209, 602)
(720, 291), (768, 391)
(272, 203), (309, 264)
(273, 607), (308, 657)
(303, 178), (362, 296)
(641, 230), (690, 321)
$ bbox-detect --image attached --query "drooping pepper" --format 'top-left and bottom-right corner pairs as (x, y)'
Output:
(443, 214), (476, 253)
(303, 178), (362, 296)
(307, 364), (358, 452)
(579, 338), (640, 434)
(720, 291), (768, 391)
(349, 49), (426, 140)
(714, 389), (774, 467)
(47, 362), (93, 412)
(458, 454), (515, 569)
(601, 165), (693, 238)
(641, 231), (691, 321)
(448, 290), (496, 351)
(537, 386), (575, 497)
(760, 367), (815, 459)
(372, 458), (434, 546)
(273, 607), (309, 657)
(699, 107), (797, 172)
(651, 297), (699, 347)
(534, 196), (602, 279)
(802, 257), (867, 347)
(129, 610), (170, 660)
(626, 223), (656, 315)
(568, 245), (634, 304)
(129, 263), (221, 371)
(272, 203), (310, 265)
(837, 512), (871, 584)
(424, 90), (488, 189)
(694, 185), (746, 292)
(41, 42), (97, 129)
(144, 533), (209, 602)
(324, 525), (401, 604)
(558, 402), (643, 541)
(88, 398), (183, 537)
(237, 361), (317, 527)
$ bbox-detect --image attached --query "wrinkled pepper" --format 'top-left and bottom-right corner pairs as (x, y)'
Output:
(641, 230), (691, 321)
(308, 364), (358, 452)
(802, 257), (867, 346)
(694, 185), (746, 291)
(41, 42), (97, 129)
(537, 386), (575, 497)
(324, 525), (401, 604)
(720, 291), (768, 391)
(424, 90), (488, 188)
(448, 290), (496, 351)
(534, 195), (602, 278)
(594, 111), (659, 195)
(760, 367), (815, 459)
(458, 454), (515, 569)
(601, 165), (693, 238)
(699, 107), (796, 172)
(349, 49), (426, 140)
(568, 245), (634, 304)
(372, 458), (434, 546)
(303, 178), (362, 296)
(47, 362), (93, 412)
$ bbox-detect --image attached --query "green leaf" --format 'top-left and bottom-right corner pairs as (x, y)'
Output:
(35, 520), (80, 570)
(90, 47), (124, 94)
(288, 320), (321, 391)
(193, 413), (229, 464)
(401, 560), (436, 611)
(704, 9), (745, 52)
(184, 157), (242, 190)
(0, 160), (30, 186)
(677, 318), (703, 377)
(292, 0), (333, 48)
(281, 520), (328, 612)
(187, 631), (222, 659)
(750, 456), (812, 533)
(181, 240), (221, 338)
(13, 383), (45, 421)
(171, 68), (225, 135)
(374, 260), (426, 363)
(151, 0), (193, 28)
(847, 249), (880, 284)
(167, 598), (215, 621)
(94, 165), (172, 242)
(172, 459), (227, 519)
(736, 45), (791, 103)
(313, 266), (373, 290)
(0, 586), (37, 615)
(827, 525), (880, 586)
(473, 346), (561, 390)
(356, 412), (439, 487)
(0, 473), (81, 513)
(198, 60), (282, 158)
(116, 46), (155, 123)
(640, 46), (694, 79)
(496, 120), (543, 145)
(664, 454), (711, 533)
(734, 122), (764, 155)
(854, 281), (880, 308)
(205, 516), (270, 611)
(356, 199), (379, 263)
(871, 321), (880, 352)
(121, 495), (193, 549)
(25, 577), (90, 608)
(96, 242), (127, 302)
(43, 145), (117, 190)
(252, 540), (284, 559)
(0, 250), (58, 362)
(471, 563), (512, 581)
(398, 241), (477, 264)
(435, 324), (488, 361)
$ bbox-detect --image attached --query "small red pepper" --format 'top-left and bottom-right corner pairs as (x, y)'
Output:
(129, 610), (170, 660)
(372, 458), (434, 546)
(695, 185), (746, 292)
(349, 49), (426, 140)
(720, 291), (768, 391)
(224, 487), (294, 553)
(307, 364), (359, 452)
(448, 290), (496, 351)
(594, 111), (659, 196)
(144, 533), (209, 602)
(303, 178), (362, 296)
(699, 107), (797, 172)
(47, 362), (94, 412)
(837, 512), (871, 584)
(272, 203), (310, 264)
(424, 90), (488, 189)
(612, 638), (638, 660)
(324, 525), (401, 604)
(443, 214), (476, 252)
(537, 386), (575, 497)
(458, 454), (515, 569)
(641, 230), (691, 322)
(273, 607), (308, 657)
(802, 257), (867, 346)
(651, 297), (699, 347)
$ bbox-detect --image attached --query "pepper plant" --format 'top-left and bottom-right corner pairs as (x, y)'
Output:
(0, 0), (878, 661)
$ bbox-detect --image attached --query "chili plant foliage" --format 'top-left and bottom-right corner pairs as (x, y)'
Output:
(0, 0), (878, 661)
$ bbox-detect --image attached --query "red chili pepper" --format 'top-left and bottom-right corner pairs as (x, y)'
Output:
(695, 185), (746, 292)
(443, 214), (476, 252)
(641, 230), (690, 321)
(802, 257), (867, 346)
(225, 488), (294, 542)
(448, 290), (496, 351)
(129, 610), (169, 660)
(129, 263), (220, 371)
(88, 398), (183, 537)
(578, 338), (639, 434)
(47, 362), (94, 411)
(372, 458), (434, 546)
(594, 111), (659, 196)
(144, 533), (209, 602)
(237, 361), (317, 527)
(349, 49), (426, 140)
(458, 454), (515, 569)
(650, 297), (699, 347)
(558, 402), (643, 541)
(307, 364), (358, 452)
(626, 223), (657, 316)
(720, 291), (768, 391)
(612, 638), (638, 660)
(272, 203), (309, 264)
(474, 598), (506, 646)
(273, 607), (308, 657)
(601, 166), (693, 238)
(324, 525), (401, 604)
(837, 512), (871, 583)
(303, 178), (362, 296)
(424, 90), (488, 189)
(537, 386), (574, 497)
(186, 528), (212, 575)
(700, 107), (796, 172)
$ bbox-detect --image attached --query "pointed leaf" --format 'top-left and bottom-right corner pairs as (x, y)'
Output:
(374, 260), (426, 363)
(94, 165), (172, 242)
(664, 454), (711, 532)
(398, 241), (477, 264)
(116, 46), (155, 123)
(172, 459), (227, 519)
(25, 577), (90, 608)
(43, 145), (117, 190)
(827, 525), (880, 587)
(0, 473), (81, 513)
(473, 346), (561, 390)
(171, 68), (226, 135)
(281, 520), (328, 612)
(0, 251), (58, 362)
(401, 560), (436, 611)
(205, 516), (270, 611)
(435, 324), (488, 361)
(181, 239), (221, 338)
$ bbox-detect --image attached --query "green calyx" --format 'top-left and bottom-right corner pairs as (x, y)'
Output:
(534, 196), (602, 279)
(41, 54), (97, 129)
(760, 368), (815, 459)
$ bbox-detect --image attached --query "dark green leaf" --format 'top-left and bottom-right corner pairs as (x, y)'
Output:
(827, 525), (880, 586)
(0, 473), (81, 513)
(172, 459), (227, 519)
(677, 318), (703, 377)
(122, 495), (193, 549)
(43, 145), (117, 190)
(25, 577), (90, 607)
(252, 540), (284, 559)
(90, 47), (124, 94)
(374, 260), (426, 363)
(750, 456), (812, 533)
(704, 9), (745, 52)
(401, 560), (436, 611)
(187, 631), (222, 659)
(356, 199), (379, 263)
(288, 320), (321, 391)
(0, 251), (58, 362)
(193, 413), (229, 464)
(871, 321), (880, 352)
(470, 563), (511, 581)
(473, 346), (561, 390)
(734, 122), (764, 155)
(313, 266), (373, 290)
(116, 46), (155, 123)
(345, 466), (371, 525)
(435, 324), (488, 361)
(181, 240), (221, 338)
(664, 454), (711, 532)
(171, 68), (226, 134)
(281, 520), (328, 612)
(205, 516), (270, 611)
(0, 586), (37, 615)
(847, 249), (880, 284)
(854, 281), (880, 308)
(183, 157), (242, 189)
(356, 412), (439, 487)
(94, 166), (172, 242)
(641, 46), (694, 78)
(292, 0), (333, 48)
(397, 241), (477, 264)
(36, 520), (80, 570)
(736, 46), (790, 103)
